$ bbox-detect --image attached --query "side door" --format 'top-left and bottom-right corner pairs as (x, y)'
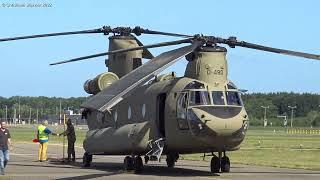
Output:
(157, 93), (167, 138)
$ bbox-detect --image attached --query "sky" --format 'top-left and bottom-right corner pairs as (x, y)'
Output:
(0, 0), (319, 97)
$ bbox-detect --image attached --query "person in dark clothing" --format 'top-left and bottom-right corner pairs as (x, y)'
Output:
(0, 121), (11, 175)
(60, 118), (76, 162)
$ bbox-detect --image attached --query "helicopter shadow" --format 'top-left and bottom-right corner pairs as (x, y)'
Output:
(51, 161), (218, 180)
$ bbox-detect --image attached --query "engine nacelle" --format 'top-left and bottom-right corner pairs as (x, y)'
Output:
(84, 72), (119, 94)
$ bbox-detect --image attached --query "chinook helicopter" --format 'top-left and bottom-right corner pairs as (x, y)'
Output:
(1, 26), (320, 174)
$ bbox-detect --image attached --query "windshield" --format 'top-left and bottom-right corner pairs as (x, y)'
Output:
(184, 81), (205, 89)
(189, 91), (210, 106)
(226, 91), (242, 106)
(212, 91), (225, 105)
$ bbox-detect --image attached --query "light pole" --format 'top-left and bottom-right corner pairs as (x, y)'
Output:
(288, 106), (297, 128)
(59, 99), (62, 125)
(277, 115), (287, 127)
(29, 108), (32, 125)
(4, 105), (7, 123)
(36, 108), (39, 124)
(13, 107), (17, 125)
(18, 96), (21, 124)
(261, 106), (269, 127)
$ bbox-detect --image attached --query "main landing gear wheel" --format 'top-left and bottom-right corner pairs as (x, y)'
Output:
(166, 155), (175, 168)
(221, 156), (230, 173)
(166, 153), (179, 168)
(144, 155), (149, 164)
(124, 156), (143, 173)
(83, 152), (92, 167)
(133, 156), (143, 173)
(210, 155), (220, 173)
(123, 156), (134, 171)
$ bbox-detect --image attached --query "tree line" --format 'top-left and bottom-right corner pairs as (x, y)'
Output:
(241, 92), (320, 127)
(0, 96), (86, 122)
(0, 93), (319, 127)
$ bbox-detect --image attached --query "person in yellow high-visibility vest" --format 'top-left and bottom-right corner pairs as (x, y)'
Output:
(37, 120), (58, 162)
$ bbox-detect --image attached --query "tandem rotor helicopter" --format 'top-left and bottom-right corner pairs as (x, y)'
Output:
(1, 26), (320, 174)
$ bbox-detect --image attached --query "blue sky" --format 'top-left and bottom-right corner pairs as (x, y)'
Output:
(0, 0), (319, 97)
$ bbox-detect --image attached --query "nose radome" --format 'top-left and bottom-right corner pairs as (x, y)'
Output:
(191, 107), (244, 136)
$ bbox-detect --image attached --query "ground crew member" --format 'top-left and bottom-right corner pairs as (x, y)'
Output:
(0, 122), (11, 175)
(37, 120), (58, 162)
(60, 118), (76, 162)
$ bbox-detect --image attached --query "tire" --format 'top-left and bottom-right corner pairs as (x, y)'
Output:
(144, 156), (149, 164)
(210, 156), (220, 173)
(166, 155), (175, 168)
(133, 156), (143, 173)
(124, 156), (134, 171)
(221, 156), (230, 173)
(83, 153), (92, 167)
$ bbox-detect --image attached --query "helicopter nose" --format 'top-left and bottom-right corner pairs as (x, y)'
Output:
(189, 106), (248, 137)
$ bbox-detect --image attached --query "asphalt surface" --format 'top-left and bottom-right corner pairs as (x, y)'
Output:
(2, 142), (319, 180)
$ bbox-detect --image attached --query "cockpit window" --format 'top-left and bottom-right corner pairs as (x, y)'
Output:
(226, 91), (242, 106)
(177, 92), (187, 119)
(227, 83), (236, 89)
(176, 92), (189, 129)
(189, 91), (210, 106)
(212, 91), (225, 105)
(184, 81), (205, 89)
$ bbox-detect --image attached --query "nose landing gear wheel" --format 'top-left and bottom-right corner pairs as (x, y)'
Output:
(221, 156), (230, 173)
(210, 155), (220, 173)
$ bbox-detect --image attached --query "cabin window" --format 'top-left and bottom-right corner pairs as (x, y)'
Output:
(176, 92), (189, 129)
(128, 106), (132, 120)
(226, 91), (242, 106)
(142, 104), (146, 118)
(212, 91), (225, 105)
(188, 91), (210, 106)
(113, 110), (118, 122)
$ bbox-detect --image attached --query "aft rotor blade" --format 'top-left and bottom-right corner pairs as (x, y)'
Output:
(219, 37), (320, 60)
(50, 38), (193, 65)
(81, 41), (202, 112)
(237, 41), (320, 60)
(132, 36), (154, 59)
(0, 29), (103, 42)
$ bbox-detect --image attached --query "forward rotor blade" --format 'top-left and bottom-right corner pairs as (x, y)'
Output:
(50, 38), (193, 65)
(141, 29), (193, 38)
(81, 41), (202, 112)
(132, 26), (193, 38)
(220, 37), (320, 60)
(0, 29), (103, 42)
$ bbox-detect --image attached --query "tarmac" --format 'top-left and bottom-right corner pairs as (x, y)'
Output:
(2, 142), (319, 180)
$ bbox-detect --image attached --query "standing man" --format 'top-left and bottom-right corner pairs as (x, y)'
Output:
(0, 121), (11, 175)
(37, 120), (58, 162)
(60, 118), (76, 162)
